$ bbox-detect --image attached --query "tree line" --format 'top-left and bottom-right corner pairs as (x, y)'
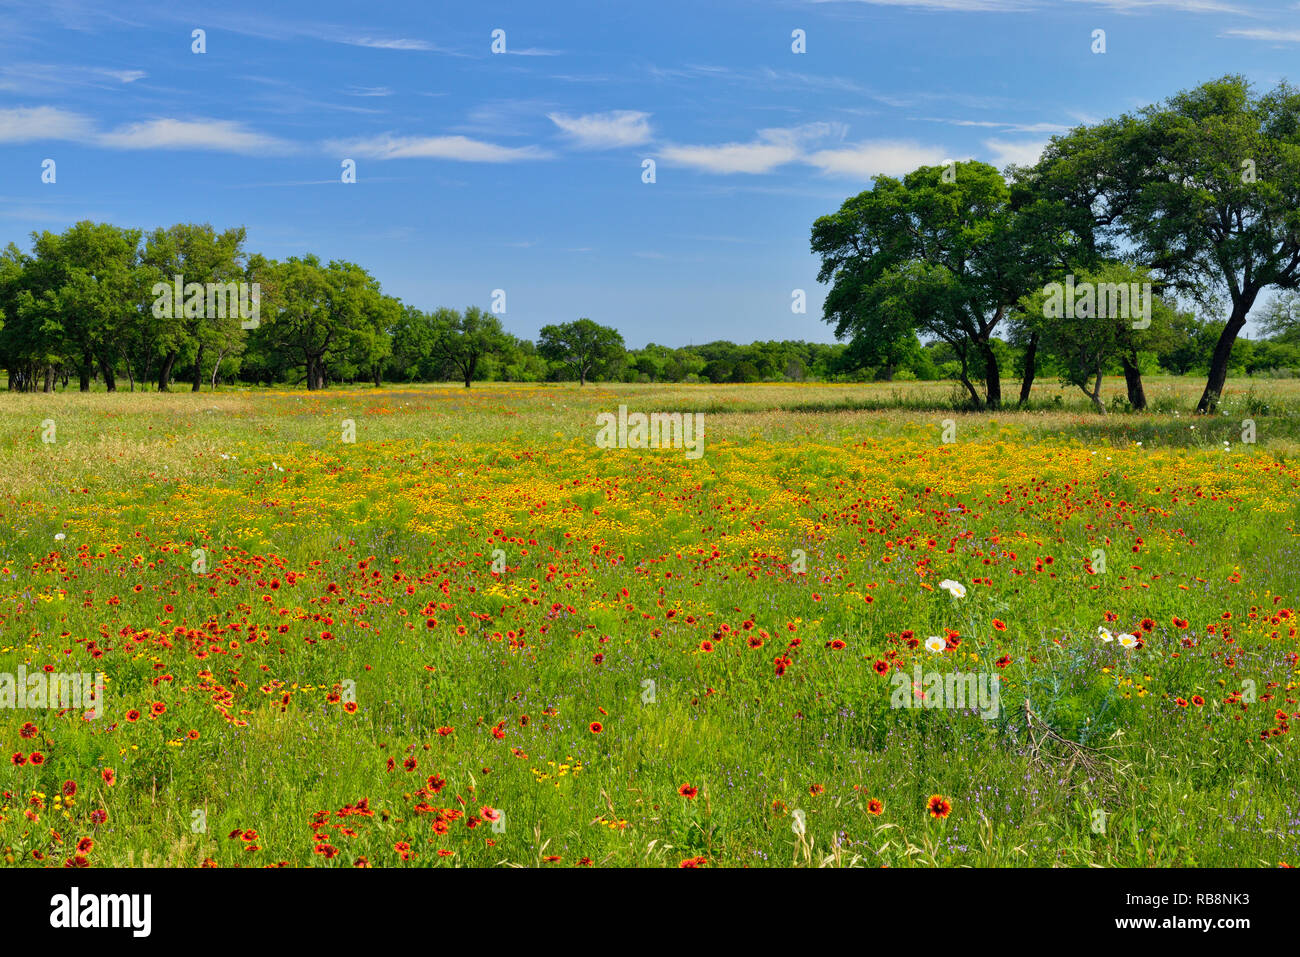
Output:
(0, 223), (625, 393)
(0, 223), (853, 392)
(1, 217), (1295, 399)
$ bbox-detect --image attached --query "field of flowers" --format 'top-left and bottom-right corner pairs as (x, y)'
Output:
(1, 380), (1297, 867)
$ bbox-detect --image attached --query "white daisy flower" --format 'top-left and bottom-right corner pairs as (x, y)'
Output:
(925, 635), (947, 653)
(938, 579), (966, 599)
(54, 532), (66, 541)
(1098, 627), (1114, 643)
(1118, 633), (1138, 649)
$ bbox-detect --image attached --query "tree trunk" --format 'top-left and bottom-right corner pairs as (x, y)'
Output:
(306, 356), (326, 391)
(374, 365), (382, 389)
(79, 351), (93, 392)
(98, 354), (117, 392)
(158, 351), (177, 392)
(1018, 332), (1039, 407)
(956, 346), (982, 408)
(978, 338), (1001, 410)
(1086, 366), (1106, 414)
(1196, 298), (1254, 414)
(192, 344), (204, 392)
(1120, 355), (1147, 411)
(43, 365), (54, 392)
(211, 349), (228, 390)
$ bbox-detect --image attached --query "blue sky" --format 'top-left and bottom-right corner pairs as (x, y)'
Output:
(1, 0), (1299, 348)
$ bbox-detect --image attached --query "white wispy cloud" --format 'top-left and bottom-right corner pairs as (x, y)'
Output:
(0, 108), (297, 155)
(660, 123), (952, 179)
(923, 117), (1072, 134)
(345, 37), (437, 51)
(660, 139), (801, 174)
(295, 27), (463, 56)
(93, 8), (467, 55)
(0, 106), (95, 142)
(101, 69), (146, 83)
(660, 123), (846, 175)
(1221, 27), (1300, 42)
(458, 99), (556, 137)
(547, 110), (652, 148)
(650, 63), (888, 103)
(1073, 0), (1249, 13)
(0, 62), (148, 94)
(984, 137), (1049, 168)
(96, 118), (295, 155)
(326, 133), (553, 162)
(805, 140), (955, 177)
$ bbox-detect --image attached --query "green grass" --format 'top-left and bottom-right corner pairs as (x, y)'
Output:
(0, 380), (1297, 867)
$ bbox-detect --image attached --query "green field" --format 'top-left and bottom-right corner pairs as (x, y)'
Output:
(1, 379), (1297, 867)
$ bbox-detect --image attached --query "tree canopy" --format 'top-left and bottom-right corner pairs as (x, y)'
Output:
(812, 160), (1051, 409)
(537, 318), (625, 387)
(1024, 74), (1300, 412)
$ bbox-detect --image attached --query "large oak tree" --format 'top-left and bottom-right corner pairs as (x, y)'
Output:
(538, 318), (625, 386)
(812, 161), (1051, 409)
(1029, 76), (1300, 413)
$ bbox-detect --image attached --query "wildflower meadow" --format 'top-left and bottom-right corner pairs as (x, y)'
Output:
(1, 379), (1296, 868)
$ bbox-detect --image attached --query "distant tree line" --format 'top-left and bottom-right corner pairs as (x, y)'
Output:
(0, 218), (1296, 395)
(0, 223), (630, 392)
